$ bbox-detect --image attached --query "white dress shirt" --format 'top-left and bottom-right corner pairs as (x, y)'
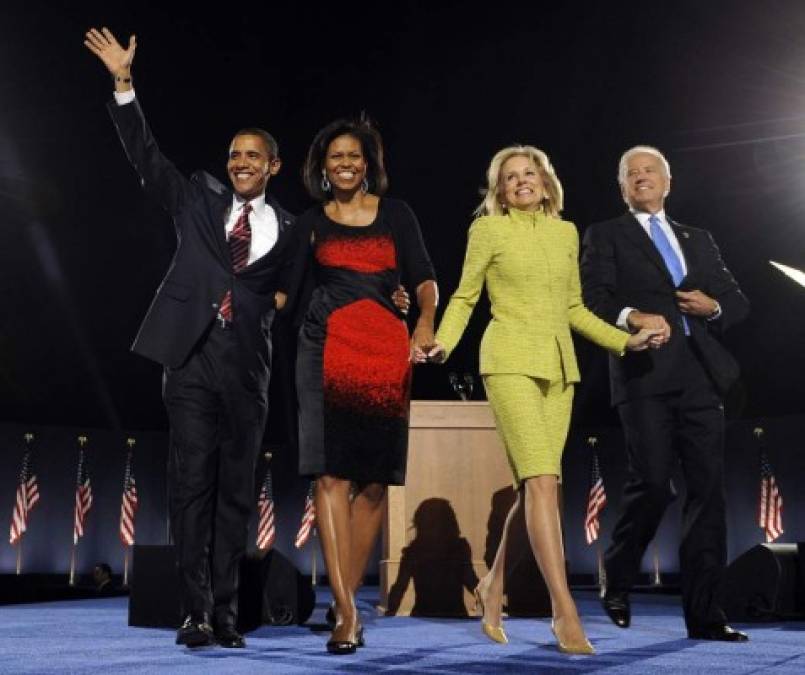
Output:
(113, 89), (279, 264)
(226, 196), (278, 264)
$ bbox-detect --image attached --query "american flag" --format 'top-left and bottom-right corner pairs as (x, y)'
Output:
(758, 448), (783, 543)
(9, 438), (40, 545)
(119, 447), (138, 546)
(73, 441), (93, 544)
(584, 450), (607, 545)
(256, 469), (276, 551)
(294, 481), (316, 549)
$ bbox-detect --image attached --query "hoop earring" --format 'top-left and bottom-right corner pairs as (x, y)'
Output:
(321, 171), (331, 193)
(361, 177), (369, 194)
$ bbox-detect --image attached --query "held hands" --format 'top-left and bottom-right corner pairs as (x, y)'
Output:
(84, 27), (137, 78)
(410, 324), (436, 364)
(676, 289), (718, 317)
(424, 341), (446, 364)
(627, 310), (671, 342)
(626, 327), (667, 351)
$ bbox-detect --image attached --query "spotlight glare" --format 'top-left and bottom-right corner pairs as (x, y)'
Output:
(770, 260), (805, 289)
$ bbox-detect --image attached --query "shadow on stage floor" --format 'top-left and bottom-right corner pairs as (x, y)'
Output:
(1, 588), (804, 673)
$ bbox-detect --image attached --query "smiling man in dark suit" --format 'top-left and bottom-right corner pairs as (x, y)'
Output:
(85, 27), (294, 649)
(580, 146), (750, 641)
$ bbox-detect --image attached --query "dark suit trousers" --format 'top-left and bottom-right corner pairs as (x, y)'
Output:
(163, 323), (268, 626)
(605, 339), (728, 630)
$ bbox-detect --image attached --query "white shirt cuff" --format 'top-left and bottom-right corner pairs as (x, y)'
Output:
(617, 307), (636, 331)
(706, 301), (722, 321)
(113, 89), (136, 106)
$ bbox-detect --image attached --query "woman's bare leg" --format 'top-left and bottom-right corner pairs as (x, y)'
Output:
(315, 475), (357, 643)
(523, 475), (590, 649)
(348, 482), (387, 594)
(476, 490), (522, 629)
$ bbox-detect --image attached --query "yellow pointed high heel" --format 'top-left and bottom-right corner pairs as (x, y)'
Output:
(551, 619), (595, 655)
(473, 586), (508, 644)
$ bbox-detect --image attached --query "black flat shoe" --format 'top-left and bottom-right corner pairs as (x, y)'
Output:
(602, 591), (631, 628)
(176, 614), (215, 648)
(214, 625), (246, 648)
(688, 624), (749, 642)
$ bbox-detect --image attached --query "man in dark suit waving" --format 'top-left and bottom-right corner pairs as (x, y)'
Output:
(85, 27), (294, 649)
(580, 146), (749, 641)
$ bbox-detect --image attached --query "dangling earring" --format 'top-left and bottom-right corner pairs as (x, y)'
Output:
(361, 177), (369, 194)
(321, 170), (331, 193)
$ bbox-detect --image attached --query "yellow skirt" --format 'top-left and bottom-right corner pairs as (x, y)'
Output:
(483, 374), (574, 487)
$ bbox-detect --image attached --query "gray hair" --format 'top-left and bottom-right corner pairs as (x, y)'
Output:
(617, 145), (671, 187)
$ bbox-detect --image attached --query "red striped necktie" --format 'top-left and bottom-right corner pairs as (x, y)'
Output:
(219, 202), (252, 322)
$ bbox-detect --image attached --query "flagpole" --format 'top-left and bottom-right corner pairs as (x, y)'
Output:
(16, 432), (35, 576)
(69, 545), (77, 586)
(651, 543), (662, 586)
(70, 435), (88, 587)
(311, 529), (318, 587)
(123, 437), (135, 588)
(596, 543), (606, 593)
(587, 436), (601, 591)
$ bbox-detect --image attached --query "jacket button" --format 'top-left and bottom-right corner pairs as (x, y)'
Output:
(212, 303), (219, 309)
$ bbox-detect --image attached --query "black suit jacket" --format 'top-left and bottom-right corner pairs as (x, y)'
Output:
(580, 212), (749, 405)
(108, 99), (295, 376)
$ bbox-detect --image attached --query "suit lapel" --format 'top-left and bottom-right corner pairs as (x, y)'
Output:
(214, 197), (231, 264)
(192, 170), (233, 264)
(242, 195), (294, 275)
(619, 212), (675, 286)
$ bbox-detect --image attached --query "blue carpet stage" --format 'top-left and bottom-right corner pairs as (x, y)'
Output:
(1, 590), (804, 674)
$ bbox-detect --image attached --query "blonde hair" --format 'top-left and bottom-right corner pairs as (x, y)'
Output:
(475, 145), (564, 217)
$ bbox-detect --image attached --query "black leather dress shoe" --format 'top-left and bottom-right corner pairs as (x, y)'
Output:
(176, 615), (215, 648)
(688, 624), (749, 642)
(214, 624), (246, 648)
(602, 591), (631, 628)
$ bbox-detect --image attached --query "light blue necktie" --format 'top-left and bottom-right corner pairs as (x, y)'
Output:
(648, 214), (689, 335)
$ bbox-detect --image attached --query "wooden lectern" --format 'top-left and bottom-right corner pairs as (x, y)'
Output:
(378, 401), (549, 617)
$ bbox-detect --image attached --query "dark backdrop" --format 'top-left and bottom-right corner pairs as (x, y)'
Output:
(1, 2), (804, 574)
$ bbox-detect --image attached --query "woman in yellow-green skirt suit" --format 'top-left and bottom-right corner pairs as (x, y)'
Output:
(426, 146), (661, 655)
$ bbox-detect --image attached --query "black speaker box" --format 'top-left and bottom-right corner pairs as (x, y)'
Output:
(720, 542), (805, 621)
(242, 549), (316, 627)
(128, 545), (315, 630)
(128, 545), (181, 629)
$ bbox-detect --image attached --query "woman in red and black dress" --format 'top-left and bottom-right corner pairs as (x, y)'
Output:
(284, 117), (437, 654)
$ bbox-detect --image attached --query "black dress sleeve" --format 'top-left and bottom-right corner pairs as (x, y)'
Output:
(386, 198), (437, 291)
(278, 207), (318, 326)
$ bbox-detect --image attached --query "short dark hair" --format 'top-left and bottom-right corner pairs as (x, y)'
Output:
(303, 116), (388, 202)
(233, 127), (279, 160)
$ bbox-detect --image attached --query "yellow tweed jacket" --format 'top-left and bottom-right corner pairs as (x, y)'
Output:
(436, 208), (628, 383)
